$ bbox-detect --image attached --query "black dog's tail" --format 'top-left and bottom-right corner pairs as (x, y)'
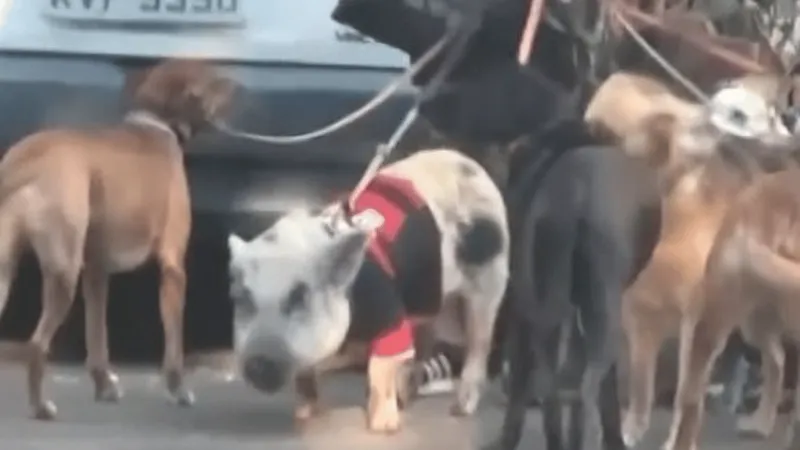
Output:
(488, 119), (595, 378)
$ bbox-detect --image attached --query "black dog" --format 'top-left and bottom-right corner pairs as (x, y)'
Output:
(333, 2), (662, 449)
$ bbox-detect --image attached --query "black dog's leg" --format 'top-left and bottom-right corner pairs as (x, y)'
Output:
(541, 325), (567, 450)
(568, 271), (624, 450)
(599, 363), (625, 450)
(483, 319), (536, 450)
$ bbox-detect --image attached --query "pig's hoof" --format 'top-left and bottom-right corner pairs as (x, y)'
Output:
(294, 402), (325, 426)
(367, 404), (401, 434)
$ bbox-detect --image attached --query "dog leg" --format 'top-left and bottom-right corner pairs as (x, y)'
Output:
(82, 264), (123, 403)
(570, 288), (623, 450)
(27, 268), (80, 420)
(622, 313), (670, 448)
(0, 211), (22, 320)
(664, 315), (733, 450)
(784, 346), (800, 449)
(540, 338), (565, 450)
(453, 264), (506, 416)
(366, 354), (406, 434)
(157, 255), (194, 407)
(482, 319), (538, 450)
(736, 333), (784, 438)
(293, 370), (323, 428)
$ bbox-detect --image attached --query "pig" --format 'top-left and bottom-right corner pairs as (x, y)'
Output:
(227, 148), (509, 433)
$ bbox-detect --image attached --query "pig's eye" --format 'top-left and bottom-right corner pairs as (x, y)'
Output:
(232, 287), (257, 318)
(280, 282), (308, 316)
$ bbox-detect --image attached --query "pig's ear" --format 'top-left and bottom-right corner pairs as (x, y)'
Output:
(317, 230), (370, 288)
(228, 233), (248, 259)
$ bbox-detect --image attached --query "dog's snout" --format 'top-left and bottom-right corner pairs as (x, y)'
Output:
(243, 356), (286, 393)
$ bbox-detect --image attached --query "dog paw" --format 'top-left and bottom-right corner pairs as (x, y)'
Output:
(451, 382), (480, 416)
(622, 415), (648, 448)
(736, 413), (774, 438)
(367, 402), (401, 434)
(166, 386), (196, 408)
(93, 371), (124, 403)
(32, 400), (57, 421)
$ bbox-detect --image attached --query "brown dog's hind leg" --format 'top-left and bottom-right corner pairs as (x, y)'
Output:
(27, 267), (81, 420)
(623, 305), (673, 448)
(736, 331), (784, 439)
(157, 253), (194, 406)
(0, 210), (23, 320)
(664, 277), (745, 450)
(82, 264), (123, 403)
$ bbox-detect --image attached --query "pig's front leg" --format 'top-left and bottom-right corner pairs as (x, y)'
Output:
(367, 353), (411, 433)
(366, 318), (416, 433)
(293, 371), (322, 426)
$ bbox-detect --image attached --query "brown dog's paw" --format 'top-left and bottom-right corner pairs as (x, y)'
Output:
(92, 370), (124, 403)
(736, 413), (775, 439)
(32, 400), (57, 421)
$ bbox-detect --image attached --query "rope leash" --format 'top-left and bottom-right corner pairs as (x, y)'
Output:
(612, 7), (709, 103)
(611, 4), (797, 175)
(348, 0), (546, 210)
(346, 108), (420, 210)
(214, 32), (452, 145)
(517, 0), (545, 65)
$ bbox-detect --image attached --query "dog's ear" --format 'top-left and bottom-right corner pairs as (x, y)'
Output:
(190, 76), (237, 122)
(125, 59), (236, 131)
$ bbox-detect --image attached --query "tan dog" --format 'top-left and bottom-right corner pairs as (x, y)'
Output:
(665, 166), (800, 450)
(0, 59), (235, 420)
(584, 71), (703, 162)
(616, 98), (800, 447)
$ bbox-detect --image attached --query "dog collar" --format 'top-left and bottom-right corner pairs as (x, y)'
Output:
(124, 111), (184, 143)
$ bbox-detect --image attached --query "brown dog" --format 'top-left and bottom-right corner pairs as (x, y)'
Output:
(0, 59), (235, 420)
(616, 95), (800, 447)
(584, 71), (702, 160)
(665, 166), (800, 450)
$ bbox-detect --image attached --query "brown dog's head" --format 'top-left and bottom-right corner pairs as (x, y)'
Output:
(124, 59), (237, 141)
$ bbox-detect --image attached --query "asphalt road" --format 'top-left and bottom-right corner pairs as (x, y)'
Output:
(0, 365), (780, 450)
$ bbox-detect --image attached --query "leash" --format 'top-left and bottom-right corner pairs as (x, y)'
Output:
(346, 108), (419, 210)
(517, 0), (545, 65)
(612, 6), (710, 103)
(214, 31), (453, 145)
(611, 6), (799, 175)
(616, 4), (768, 74)
(346, 0), (546, 212)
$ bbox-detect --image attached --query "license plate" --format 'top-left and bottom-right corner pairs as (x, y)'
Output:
(44, 0), (245, 27)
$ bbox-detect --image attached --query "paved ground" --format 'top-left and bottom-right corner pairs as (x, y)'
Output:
(0, 365), (780, 450)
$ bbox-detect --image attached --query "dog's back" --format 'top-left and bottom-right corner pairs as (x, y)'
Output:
(0, 124), (186, 270)
(584, 71), (702, 152)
